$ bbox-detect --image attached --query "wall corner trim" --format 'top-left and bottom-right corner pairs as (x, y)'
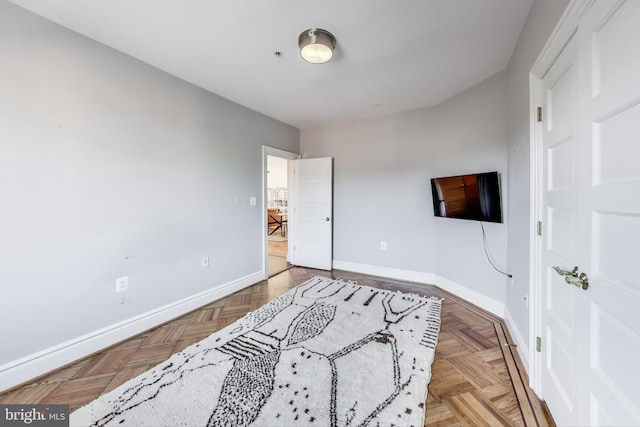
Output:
(0, 271), (264, 393)
(333, 260), (505, 318)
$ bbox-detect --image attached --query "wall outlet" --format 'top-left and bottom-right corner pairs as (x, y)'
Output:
(249, 196), (257, 206)
(115, 276), (128, 293)
(380, 241), (387, 250)
(201, 256), (209, 268)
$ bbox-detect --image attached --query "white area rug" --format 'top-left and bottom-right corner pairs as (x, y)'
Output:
(71, 276), (443, 426)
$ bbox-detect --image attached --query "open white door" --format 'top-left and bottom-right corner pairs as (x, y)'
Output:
(534, 1), (640, 425)
(292, 157), (333, 270)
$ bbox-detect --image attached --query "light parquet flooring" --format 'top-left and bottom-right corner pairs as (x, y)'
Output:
(268, 237), (290, 277)
(0, 267), (554, 426)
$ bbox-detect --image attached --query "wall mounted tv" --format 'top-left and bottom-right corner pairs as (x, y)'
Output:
(431, 171), (503, 223)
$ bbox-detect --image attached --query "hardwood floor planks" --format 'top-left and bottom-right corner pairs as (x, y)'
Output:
(429, 359), (478, 399)
(0, 267), (554, 426)
(446, 391), (517, 427)
(480, 382), (524, 425)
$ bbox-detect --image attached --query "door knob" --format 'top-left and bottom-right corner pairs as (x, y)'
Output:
(323, 217), (330, 221)
(552, 266), (589, 290)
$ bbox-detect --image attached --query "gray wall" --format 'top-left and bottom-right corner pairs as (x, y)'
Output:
(0, 1), (298, 365)
(301, 71), (509, 304)
(504, 0), (570, 351)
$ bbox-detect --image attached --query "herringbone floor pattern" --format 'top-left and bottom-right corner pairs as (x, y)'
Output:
(0, 267), (554, 426)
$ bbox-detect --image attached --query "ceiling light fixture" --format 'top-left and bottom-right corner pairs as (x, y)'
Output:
(298, 28), (336, 64)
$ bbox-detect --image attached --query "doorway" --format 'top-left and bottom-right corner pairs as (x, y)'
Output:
(262, 147), (299, 279)
(267, 155), (290, 276)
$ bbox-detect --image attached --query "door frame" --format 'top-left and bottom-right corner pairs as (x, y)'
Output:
(528, 0), (593, 396)
(262, 146), (300, 280)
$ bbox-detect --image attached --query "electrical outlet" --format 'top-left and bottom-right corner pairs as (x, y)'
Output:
(115, 276), (128, 293)
(380, 241), (387, 250)
(249, 196), (257, 206)
(201, 256), (209, 268)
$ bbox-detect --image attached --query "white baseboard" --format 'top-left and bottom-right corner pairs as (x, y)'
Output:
(432, 274), (505, 318)
(504, 307), (530, 371)
(333, 260), (504, 317)
(333, 260), (436, 284)
(0, 271), (263, 393)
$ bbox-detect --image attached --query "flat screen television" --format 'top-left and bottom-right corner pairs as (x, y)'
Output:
(431, 171), (502, 223)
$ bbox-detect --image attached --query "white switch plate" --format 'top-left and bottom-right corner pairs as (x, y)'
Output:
(249, 196), (257, 206)
(380, 241), (387, 250)
(116, 276), (128, 293)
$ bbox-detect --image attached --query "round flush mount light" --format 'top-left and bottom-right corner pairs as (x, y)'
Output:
(298, 28), (336, 64)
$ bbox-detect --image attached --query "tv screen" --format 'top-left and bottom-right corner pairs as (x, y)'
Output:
(431, 171), (502, 223)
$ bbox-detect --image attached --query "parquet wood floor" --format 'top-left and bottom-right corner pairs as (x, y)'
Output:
(0, 267), (555, 426)
(268, 238), (290, 277)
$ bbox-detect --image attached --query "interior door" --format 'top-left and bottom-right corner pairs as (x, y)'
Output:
(292, 157), (333, 270)
(538, 1), (640, 425)
(539, 32), (583, 426)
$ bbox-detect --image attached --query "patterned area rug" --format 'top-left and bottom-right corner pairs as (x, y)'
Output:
(71, 276), (443, 426)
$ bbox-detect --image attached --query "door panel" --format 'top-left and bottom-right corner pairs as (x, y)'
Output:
(538, 1), (640, 425)
(546, 269), (574, 333)
(592, 0), (640, 96)
(540, 34), (581, 426)
(584, 2), (640, 424)
(292, 158), (333, 270)
(595, 103), (640, 185)
(593, 212), (639, 289)
(547, 206), (575, 258)
(548, 139), (575, 190)
(545, 326), (575, 411)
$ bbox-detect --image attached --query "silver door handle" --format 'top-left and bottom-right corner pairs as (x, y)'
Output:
(323, 217), (330, 221)
(552, 266), (589, 290)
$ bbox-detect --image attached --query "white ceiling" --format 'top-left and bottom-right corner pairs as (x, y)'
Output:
(9, 0), (534, 129)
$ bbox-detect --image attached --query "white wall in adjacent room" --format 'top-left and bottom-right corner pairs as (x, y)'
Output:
(267, 155), (288, 189)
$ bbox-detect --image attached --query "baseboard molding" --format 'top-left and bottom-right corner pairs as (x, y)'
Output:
(432, 274), (504, 318)
(504, 307), (530, 371)
(333, 260), (436, 284)
(333, 260), (504, 317)
(0, 271), (263, 393)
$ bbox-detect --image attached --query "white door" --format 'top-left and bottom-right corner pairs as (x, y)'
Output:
(539, 32), (582, 426)
(292, 157), (333, 270)
(537, 1), (640, 425)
